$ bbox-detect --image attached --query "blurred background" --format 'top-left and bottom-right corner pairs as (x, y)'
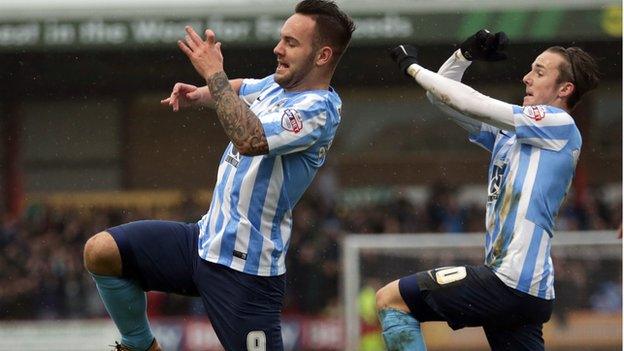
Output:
(0, 0), (621, 350)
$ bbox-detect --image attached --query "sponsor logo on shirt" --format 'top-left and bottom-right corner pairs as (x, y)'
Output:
(488, 158), (507, 202)
(225, 147), (240, 168)
(318, 146), (327, 164)
(281, 109), (303, 133)
(318, 140), (333, 164)
(523, 105), (546, 121)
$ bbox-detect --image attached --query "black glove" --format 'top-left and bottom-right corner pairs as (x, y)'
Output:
(389, 44), (419, 76)
(459, 29), (508, 61)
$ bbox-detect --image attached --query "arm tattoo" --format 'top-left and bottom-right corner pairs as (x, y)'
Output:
(207, 71), (269, 155)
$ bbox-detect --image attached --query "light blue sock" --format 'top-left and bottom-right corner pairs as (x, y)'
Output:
(378, 308), (427, 351)
(91, 274), (154, 350)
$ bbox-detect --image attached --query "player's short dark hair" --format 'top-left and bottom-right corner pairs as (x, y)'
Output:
(295, 0), (356, 65)
(546, 46), (600, 109)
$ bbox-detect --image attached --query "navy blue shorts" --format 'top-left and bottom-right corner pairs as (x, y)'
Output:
(399, 265), (553, 351)
(108, 220), (286, 351)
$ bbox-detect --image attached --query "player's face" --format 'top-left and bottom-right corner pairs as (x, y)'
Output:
(522, 51), (568, 106)
(273, 14), (318, 90)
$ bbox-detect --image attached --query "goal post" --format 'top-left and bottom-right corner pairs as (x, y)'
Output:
(342, 231), (622, 351)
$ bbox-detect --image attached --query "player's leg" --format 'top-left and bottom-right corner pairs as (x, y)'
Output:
(84, 220), (199, 350)
(484, 323), (545, 351)
(194, 260), (286, 351)
(375, 278), (441, 351)
(84, 230), (156, 350)
(377, 264), (522, 351)
(394, 264), (554, 350)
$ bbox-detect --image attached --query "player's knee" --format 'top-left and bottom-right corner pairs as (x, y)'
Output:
(83, 231), (122, 276)
(376, 280), (409, 313)
(375, 283), (395, 311)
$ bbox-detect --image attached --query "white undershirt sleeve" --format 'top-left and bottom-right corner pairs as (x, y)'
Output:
(411, 50), (516, 131)
(426, 51), (482, 134)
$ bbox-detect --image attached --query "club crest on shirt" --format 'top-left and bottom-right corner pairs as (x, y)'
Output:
(523, 105), (546, 121)
(281, 109), (303, 133)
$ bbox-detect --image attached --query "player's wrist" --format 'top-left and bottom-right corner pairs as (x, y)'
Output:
(197, 86), (213, 106)
(454, 49), (469, 62)
(406, 63), (421, 78)
(205, 69), (227, 84)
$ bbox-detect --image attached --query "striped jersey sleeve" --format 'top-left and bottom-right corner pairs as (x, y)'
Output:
(239, 75), (275, 106)
(261, 95), (331, 156)
(512, 105), (576, 151)
(469, 123), (500, 152)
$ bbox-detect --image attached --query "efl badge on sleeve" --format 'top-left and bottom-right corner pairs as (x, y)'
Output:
(281, 109), (303, 133)
(523, 106), (546, 121)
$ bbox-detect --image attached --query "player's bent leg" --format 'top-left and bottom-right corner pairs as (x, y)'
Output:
(376, 280), (427, 351)
(84, 231), (155, 351)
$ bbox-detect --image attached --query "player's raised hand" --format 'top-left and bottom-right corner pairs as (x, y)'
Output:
(460, 29), (508, 61)
(178, 27), (224, 80)
(160, 82), (207, 112)
(389, 44), (419, 77)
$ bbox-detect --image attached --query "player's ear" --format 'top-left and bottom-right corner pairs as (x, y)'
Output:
(558, 81), (575, 99)
(316, 46), (333, 67)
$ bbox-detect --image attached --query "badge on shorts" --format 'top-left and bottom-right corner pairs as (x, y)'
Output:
(523, 105), (546, 121)
(281, 109), (303, 133)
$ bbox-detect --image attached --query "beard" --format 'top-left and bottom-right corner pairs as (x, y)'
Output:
(274, 53), (316, 90)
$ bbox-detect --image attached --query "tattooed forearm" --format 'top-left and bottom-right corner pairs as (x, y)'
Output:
(207, 71), (269, 155)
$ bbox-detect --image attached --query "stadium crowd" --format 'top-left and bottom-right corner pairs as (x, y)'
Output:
(0, 184), (620, 320)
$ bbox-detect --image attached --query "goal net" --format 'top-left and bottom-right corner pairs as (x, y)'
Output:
(342, 231), (622, 351)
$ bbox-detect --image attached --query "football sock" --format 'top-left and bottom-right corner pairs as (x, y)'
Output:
(378, 308), (427, 351)
(91, 274), (154, 350)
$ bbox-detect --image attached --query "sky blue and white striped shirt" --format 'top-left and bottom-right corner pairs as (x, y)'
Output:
(470, 105), (581, 300)
(197, 74), (341, 276)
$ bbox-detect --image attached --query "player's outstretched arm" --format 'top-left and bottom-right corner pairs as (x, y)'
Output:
(426, 50), (482, 134)
(178, 26), (268, 156)
(160, 80), (243, 112)
(426, 29), (509, 133)
(390, 40), (515, 131)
